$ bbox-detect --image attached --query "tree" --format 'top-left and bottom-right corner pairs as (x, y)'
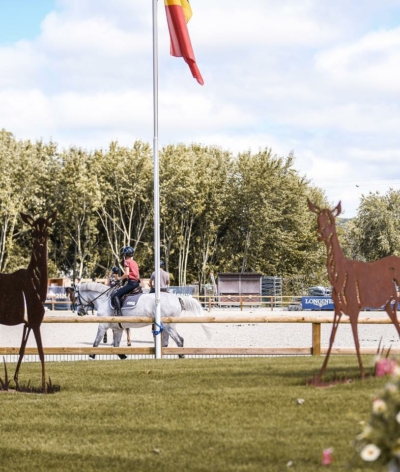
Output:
(189, 146), (232, 286)
(95, 141), (153, 275)
(354, 190), (400, 261)
(159, 144), (231, 286)
(0, 129), (332, 291)
(54, 147), (102, 278)
(160, 144), (203, 286)
(216, 149), (326, 283)
(0, 130), (60, 272)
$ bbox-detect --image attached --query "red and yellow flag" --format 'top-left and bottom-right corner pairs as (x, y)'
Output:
(164, 0), (204, 85)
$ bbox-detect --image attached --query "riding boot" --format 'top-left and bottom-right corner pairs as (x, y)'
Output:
(113, 296), (122, 316)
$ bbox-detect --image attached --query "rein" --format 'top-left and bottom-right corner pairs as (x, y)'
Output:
(75, 284), (117, 316)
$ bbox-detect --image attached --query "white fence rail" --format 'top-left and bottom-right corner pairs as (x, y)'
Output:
(0, 314), (398, 358)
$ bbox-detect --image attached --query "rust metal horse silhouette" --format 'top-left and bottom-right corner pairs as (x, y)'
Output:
(0, 211), (56, 392)
(308, 199), (400, 380)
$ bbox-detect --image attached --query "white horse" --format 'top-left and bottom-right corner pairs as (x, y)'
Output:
(75, 281), (210, 359)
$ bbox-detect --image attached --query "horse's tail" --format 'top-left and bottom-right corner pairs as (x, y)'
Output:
(179, 296), (213, 340)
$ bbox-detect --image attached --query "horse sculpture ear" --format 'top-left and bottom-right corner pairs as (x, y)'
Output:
(46, 210), (57, 227)
(307, 198), (320, 214)
(333, 201), (342, 217)
(21, 213), (35, 227)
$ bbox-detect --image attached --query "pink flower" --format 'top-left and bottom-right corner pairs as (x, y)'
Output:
(322, 448), (334, 465)
(375, 358), (396, 377)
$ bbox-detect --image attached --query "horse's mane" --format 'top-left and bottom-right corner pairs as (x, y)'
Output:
(79, 281), (109, 294)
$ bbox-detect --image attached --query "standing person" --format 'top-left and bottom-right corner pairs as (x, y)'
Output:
(112, 246), (140, 316)
(149, 260), (170, 293)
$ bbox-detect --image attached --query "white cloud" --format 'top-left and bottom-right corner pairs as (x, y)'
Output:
(0, 89), (54, 135)
(191, 1), (340, 50)
(39, 12), (150, 57)
(315, 27), (400, 95)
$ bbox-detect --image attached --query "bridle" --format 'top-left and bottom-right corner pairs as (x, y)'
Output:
(74, 287), (93, 316)
(74, 284), (117, 316)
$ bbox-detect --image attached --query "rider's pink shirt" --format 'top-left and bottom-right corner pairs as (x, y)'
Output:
(124, 259), (139, 281)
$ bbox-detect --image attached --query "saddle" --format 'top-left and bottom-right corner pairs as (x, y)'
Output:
(110, 284), (143, 310)
(121, 285), (142, 302)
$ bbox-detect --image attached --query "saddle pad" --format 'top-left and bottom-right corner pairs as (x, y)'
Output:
(121, 293), (143, 309)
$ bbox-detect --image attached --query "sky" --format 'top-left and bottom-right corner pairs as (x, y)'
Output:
(1, 1), (400, 217)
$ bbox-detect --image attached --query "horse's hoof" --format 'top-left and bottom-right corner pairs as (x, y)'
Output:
(127, 343), (131, 347)
(178, 354), (185, 359)
(103, 336), (107, 344)
(118, 354), (128, 360)
(89, 354), (96, 360)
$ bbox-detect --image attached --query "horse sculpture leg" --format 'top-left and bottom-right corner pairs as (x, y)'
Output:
(126, 328), (131, 346)
(385, 297), (400, 338)
(14, 324), (31, 390)
(317, 309), (342, 382)
(349, 314), (364, 378)
(32, 326), (47, 393)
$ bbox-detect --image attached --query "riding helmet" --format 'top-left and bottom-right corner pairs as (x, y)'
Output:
(121, 246), (135, 257)
(111, 266), (120, 274)
(160, 260), (165, 266)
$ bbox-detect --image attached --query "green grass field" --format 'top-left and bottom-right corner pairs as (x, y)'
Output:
(0, 356), (388, 471)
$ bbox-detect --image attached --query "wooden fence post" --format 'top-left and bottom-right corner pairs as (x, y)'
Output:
(312, 322), (321, 356)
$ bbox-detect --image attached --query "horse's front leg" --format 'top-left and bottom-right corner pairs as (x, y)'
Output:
(112, 327), (123, 347)
(89, 324), (108, 360)
(112, 326), (127, 360)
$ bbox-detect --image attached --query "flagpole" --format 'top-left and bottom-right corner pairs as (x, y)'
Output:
(152, 0), (162, 359)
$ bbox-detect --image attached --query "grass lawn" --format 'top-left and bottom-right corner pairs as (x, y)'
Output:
(0, 356), (388, 471)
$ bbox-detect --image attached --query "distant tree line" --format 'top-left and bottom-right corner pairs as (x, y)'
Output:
(7, 128), (390, 294)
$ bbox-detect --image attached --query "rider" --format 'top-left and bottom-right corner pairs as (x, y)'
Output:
(107, 266), (121, 287)
(112, 246), (140, 316)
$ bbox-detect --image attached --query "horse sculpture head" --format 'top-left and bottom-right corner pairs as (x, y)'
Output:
(307, 199), (341, 242)
(21, 211), (57, 246)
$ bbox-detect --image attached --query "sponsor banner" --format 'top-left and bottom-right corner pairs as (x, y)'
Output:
(301, 296), (400, 311)
(302, 296), (334, 310)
